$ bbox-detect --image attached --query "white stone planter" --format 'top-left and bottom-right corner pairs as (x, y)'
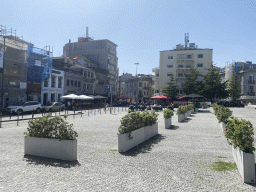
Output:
(184, 112), (188, 119)
(220, 122), (226, 134)
(191, 108), (195, 114)
(178, 114), (184, 122)
(188, 110), (191, 116)
(24, 136), (77, 161)
(118, 123), (158, 152)
(164, 118), (172, 129)
(232, 146), (255, 183)
(195, 108), (198, 112)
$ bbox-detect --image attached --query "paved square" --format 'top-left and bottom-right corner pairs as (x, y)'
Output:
(0, 107), (256, 191)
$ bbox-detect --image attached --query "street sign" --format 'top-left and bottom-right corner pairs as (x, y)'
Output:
(106, 85), (111, 92)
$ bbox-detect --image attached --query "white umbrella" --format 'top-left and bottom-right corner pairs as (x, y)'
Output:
(77, 95), (94, 100)
(61, 94), (80, 99)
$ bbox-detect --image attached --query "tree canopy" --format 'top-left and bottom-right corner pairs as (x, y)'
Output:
(182, 65), (200, 95)
(162, 75), (178, 99)
(199, 63), (228, 102)
(227, 72), (242, 101)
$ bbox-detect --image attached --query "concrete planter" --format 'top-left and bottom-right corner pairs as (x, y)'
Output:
(185, 112), (188, 119)
(24, 136), (77, 161)
(195, 108), (198, 112)
(164, 118), (172, 129)
(118, 123), (158, 152)
(178, 114), (184, 122)
(220, 122), (226, 134)
(232, 146), (255, 183)
(191, 108), (195, 114)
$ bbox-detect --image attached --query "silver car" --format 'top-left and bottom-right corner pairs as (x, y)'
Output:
(43, 102), (65, 112)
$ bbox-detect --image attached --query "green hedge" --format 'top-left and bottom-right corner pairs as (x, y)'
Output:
(24, 113), (78, 140)
(163, 108), (174, 119)
(176, 106), (186, 115)
(118, 111), (159, 134)
(225, 117), (255, 153)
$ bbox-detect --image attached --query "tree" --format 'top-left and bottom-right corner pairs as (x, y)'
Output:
(182, 65), (200, 95)
(200, 63), (228, 102)
(227, 72), (242, 101)
(162, 75), (178, 100)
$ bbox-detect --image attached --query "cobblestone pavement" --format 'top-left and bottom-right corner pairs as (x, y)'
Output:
(0, 107), (256, 191)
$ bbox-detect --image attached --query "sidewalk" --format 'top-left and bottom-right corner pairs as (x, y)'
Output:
(0, 108), (255, 191)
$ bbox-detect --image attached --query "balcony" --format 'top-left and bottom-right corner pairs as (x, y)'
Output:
(247, 92), (255, 96)
(143, 87), (150, 90)
(248, 80), (255, 84)
(108, 70), (116, 75)
(83, 77), (95, 83)
(108, 59), (116, 65)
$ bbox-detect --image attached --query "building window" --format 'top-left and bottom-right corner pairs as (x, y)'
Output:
(44, 78), (48, 87)
(197, 63), (203, 67)
(84, 71), (87, 77)
(75, 81), (77, 87)
(58, 77), (62, 88)
(167, 73), (172, 76)
(178, 65), (183, 68)
(186, 65), (191, 68)
(180, 90), (183, 94)
(139, 82), (142, 87)
(67, 80), (70, 86)
(51, 77), (56, 88)
(71, 80), (73, 87)
(187, 55), (192, 59)
(198, 54), (203, 58)
(168, 56), (173, 59)
(178, 73), (183, 77)
(167, 65), (173, 68)
(88, 72), (91, 78)
(78, 81), (81, 87)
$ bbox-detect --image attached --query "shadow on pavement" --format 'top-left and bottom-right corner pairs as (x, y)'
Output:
(167, 125), (179, 130)
(23, 155), (81, 168)
(198, 110), (211, 113)
(120, 134), (166, 157)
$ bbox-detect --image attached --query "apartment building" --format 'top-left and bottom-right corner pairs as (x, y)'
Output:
(159, 35), (212, 96)
(219, 61), (256, 99)
(63, 27), (118, 95)
(152, 67), (159, 96)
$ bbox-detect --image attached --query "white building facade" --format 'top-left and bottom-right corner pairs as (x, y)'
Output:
(41, 69), (64, 105)
(159, 42), (212, 96)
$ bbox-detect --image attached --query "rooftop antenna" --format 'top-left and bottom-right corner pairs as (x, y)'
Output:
(86, 27), (89, 38)
(135, 63), (139, 77)
(185, 33), (189, 49)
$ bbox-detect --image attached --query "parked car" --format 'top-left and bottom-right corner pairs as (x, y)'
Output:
(42, 102), (65, 112)
(6, 101), (42, 115)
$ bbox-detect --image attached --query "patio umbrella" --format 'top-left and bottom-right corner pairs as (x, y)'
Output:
(150, 95), (168, 100)
(77, 95), (94, 100)
(182, 93), (204, 99)
(61, 94), (80, 99)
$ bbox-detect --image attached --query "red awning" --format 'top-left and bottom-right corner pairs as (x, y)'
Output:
(150, 95), (168, 100)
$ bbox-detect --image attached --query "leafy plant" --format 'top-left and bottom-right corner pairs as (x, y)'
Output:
(118, 111), (159, 135)
(24, 113), (78, 140)
(194, 102), (201, 108)
(163, 108), (174, 119)
(128, 109), (132, 113)
(225, 117), (255, 153)
(201, 102), (205, 107)
(176, 106), (186, 115)
(216, 106), (232, 123)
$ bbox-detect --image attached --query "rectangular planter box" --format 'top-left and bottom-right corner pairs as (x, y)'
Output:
(232, 146), (255, 183)
(191, 108), (195, 114)
(195, 108), (198, 112)
(185, 112), (188, 119)
(164, 118), (172, 129)
(178, 114), (184, 122)
(24, 136), (77, 161)
(118, 123), (158, 152)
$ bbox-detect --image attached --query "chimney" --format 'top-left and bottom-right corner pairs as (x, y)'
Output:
(69, 39), (71, 44)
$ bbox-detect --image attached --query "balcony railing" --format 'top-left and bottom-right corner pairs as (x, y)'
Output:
(248, 80), (255, 84)
(247, 92), (255, 96)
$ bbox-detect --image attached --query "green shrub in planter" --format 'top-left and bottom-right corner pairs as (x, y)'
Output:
(118, 111), (159, 134)
(216, 106), (232, 123)
(163, 108), (174, 119)
(201, 102), (205, 107)
(176, 106), (186, 115)
(194, 102), (200, 108)
(128, 109), (132, 113)
(225, 117), (255, 153)
(188, 104), (194, 110)
(24, 113), (78, 140)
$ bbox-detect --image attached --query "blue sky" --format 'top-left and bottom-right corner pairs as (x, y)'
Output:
(1, 0), (256, 76)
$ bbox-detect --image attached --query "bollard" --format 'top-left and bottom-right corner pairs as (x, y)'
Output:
(114, 107), (115, 113)
(94, 110), (95, 115)
(118, 107), (119, 113)
(105, 108), (106, 114)
(100, 108), (101, 115)
(122, 106), (123, 112)
(22, 111), (24, 119)
(17, 114), (19, 126)
(32, 110), (34, 119)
